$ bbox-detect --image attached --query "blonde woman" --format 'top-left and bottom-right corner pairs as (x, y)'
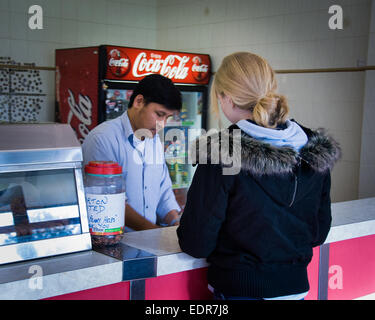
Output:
(177, 52), (341, 300)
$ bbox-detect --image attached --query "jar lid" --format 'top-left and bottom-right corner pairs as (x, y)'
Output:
(85, 161), (122, 175)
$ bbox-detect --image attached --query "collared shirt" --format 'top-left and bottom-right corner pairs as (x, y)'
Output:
(82, 111), (180, 231)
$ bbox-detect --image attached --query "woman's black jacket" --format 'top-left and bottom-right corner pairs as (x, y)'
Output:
(177, 121), (341, 298)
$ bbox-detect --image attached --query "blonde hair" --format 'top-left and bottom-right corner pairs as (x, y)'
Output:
(211, 52), (289, 129)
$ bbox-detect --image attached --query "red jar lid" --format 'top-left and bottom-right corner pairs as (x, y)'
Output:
(85, 161), (122, 175)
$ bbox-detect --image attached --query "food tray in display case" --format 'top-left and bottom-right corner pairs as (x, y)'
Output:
(0, 123), (91, 265)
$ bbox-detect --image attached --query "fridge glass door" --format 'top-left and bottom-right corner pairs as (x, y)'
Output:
(163, 91), (204, 204)
(105, 88), (133, 120)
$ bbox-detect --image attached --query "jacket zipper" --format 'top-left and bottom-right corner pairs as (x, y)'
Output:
(289, 174), (298, 207)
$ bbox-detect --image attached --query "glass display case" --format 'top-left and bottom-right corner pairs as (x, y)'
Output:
(0, 123), (91, 265)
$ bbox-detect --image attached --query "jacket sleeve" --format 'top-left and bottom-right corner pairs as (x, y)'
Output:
(312, 172), (332, 247)
(176, 164), (232, 258)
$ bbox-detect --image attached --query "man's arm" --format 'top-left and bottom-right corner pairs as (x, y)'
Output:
(125, 203), (160, 231)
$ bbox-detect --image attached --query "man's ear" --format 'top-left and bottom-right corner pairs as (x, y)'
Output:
(133, 94), (145, 110)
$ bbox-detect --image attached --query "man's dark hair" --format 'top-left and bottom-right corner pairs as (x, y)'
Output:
(128, 74), (182, 111)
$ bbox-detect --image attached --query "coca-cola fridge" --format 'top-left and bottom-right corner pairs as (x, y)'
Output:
(55, 45), (211, 209)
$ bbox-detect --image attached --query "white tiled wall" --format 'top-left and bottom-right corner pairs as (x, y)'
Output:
(156, 0), (371, 71)
(0, 0), (157, 122)
(0, 0), (157, 66)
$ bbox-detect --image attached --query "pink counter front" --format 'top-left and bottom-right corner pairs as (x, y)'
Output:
(0, 198), (374, 300)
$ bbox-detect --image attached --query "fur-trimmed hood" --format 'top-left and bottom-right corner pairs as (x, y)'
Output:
(189, 121), (341, 176)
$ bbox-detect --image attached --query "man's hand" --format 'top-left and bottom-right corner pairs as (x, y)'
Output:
(163, 209), (181, 226)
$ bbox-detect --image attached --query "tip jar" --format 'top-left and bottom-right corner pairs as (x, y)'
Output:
(84, 161), (126, 247)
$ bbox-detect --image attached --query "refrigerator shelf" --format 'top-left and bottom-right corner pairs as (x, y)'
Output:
(165, 121), (195, 127)
(182, 120), (195, 126)
(165, 155), (187, 161)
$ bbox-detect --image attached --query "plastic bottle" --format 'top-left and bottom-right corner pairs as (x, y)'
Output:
(84, 161), (126, 247)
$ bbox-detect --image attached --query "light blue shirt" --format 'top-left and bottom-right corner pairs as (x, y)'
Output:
(82, 111), (180, 230)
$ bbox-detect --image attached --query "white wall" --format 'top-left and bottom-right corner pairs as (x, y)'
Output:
(0, 0), (157, 65)
(0, 0), (157, 121)
(359, 0), (375, 199)
(156, 0), (370, 70)
(156, 0), (372, 202)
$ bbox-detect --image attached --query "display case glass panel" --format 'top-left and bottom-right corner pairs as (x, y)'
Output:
(0, 169), (82, 246)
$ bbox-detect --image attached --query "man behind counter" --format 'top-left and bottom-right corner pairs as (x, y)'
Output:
(82, 74), (182, 231)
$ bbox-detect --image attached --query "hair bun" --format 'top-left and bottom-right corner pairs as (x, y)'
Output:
(257, 92), (277, 109)
(253, 92), (289, 128)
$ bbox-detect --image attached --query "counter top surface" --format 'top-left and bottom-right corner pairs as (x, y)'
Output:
(121, 226), (181, 256)
(120, 226), (208, 277)
(331, 197), (375, 225)
(326, 197), (375, 243)
(0, 250), (123, 300)
(0, 197), (374, 299)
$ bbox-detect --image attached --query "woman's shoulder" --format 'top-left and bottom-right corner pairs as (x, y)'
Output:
(290, 119), (342, 173)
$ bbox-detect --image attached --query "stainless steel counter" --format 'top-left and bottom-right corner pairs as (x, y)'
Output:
(0, 197), (373, 300)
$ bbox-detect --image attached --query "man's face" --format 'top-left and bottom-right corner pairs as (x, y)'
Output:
(132, 94), (177, 138)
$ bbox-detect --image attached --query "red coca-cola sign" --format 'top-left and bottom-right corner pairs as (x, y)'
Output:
(107, 48), (130, 77)
(56, 47), (99, 143)
(191, 56), (209, 82)
(105, 46), (211, 85)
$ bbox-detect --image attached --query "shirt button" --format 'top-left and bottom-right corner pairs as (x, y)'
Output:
(146, 205), (149, 209)
(145, 186), (147, 189)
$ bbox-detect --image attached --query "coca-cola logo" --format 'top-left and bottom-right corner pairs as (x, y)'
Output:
(191, 56), (209, 81)
(105, 48), (211, 84)
(132, 52), (189, 80)
(67, 89), (92, 143)
(108, 49), (130, 77)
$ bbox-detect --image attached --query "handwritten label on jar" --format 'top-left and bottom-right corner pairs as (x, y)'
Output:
(86, 193), (126, 235)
